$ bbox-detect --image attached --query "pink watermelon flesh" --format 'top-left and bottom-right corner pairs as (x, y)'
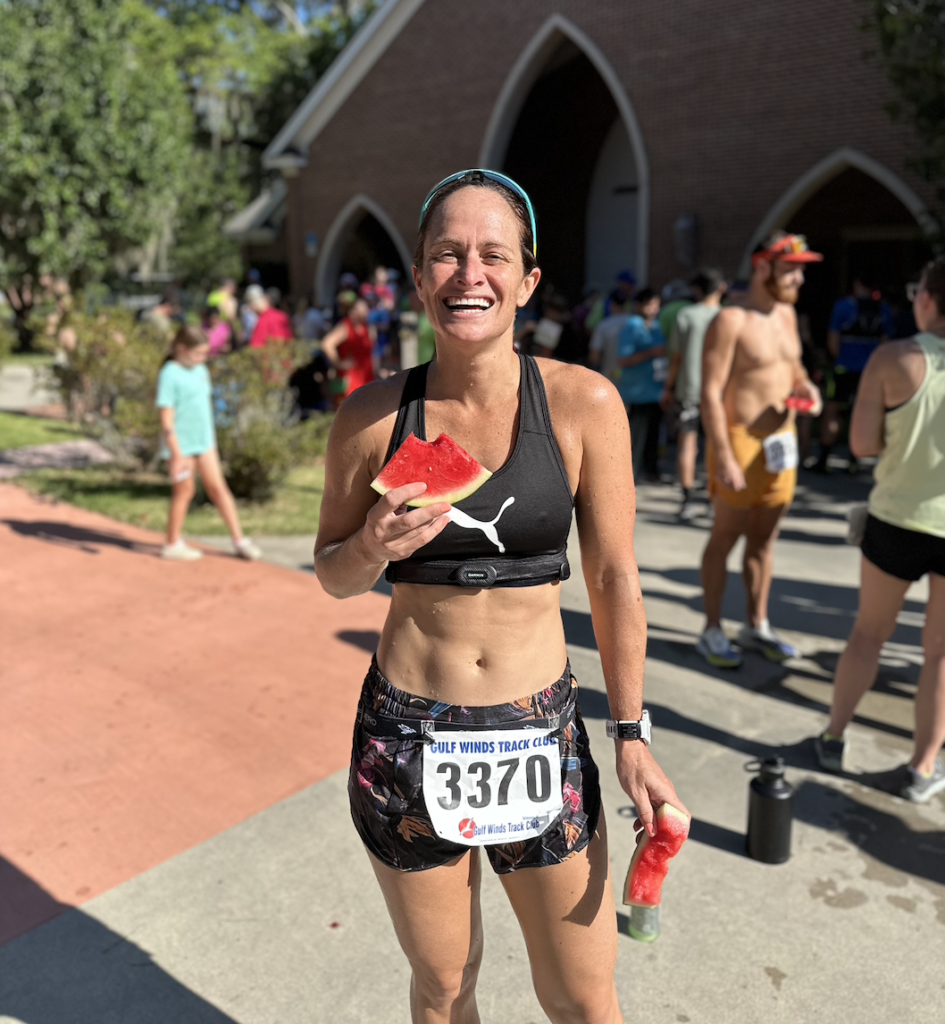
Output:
(371, 432), (492, 508)
(623, 803), (690, 908)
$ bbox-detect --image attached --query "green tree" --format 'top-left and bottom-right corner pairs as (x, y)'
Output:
(0, 0), (194, 343)
(866, 0), (945, 227)
(146, 0), (378, 283)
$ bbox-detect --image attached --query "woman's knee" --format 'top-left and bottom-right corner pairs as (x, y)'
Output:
(537, 982), (619, 1024)
(410, 951), (481, 1007)
(850, 617), (894, 651)
(173, 478), (196, 502)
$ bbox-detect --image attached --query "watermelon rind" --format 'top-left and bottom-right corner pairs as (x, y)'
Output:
(622, 803), (689, 908)
(371, 432), (493, 507)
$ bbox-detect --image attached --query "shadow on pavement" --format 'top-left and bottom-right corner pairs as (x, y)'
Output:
(337, 629), (382, 652)
(642, 566), (925, 646)
(0, 858), (239, 1023)
(793, 781), (945, 889)
(1, 519), (161, 557)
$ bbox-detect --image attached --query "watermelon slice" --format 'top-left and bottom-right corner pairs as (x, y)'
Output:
(622, 804), (690, 908)
(371, 432), (492, 508)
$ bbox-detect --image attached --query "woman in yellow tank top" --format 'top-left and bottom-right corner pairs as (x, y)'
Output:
(815, 256), (945, 803)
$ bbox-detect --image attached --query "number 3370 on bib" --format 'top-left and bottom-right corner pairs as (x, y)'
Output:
(421, 726), (563, 846)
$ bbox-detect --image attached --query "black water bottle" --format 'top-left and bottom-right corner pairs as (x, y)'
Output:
(745, 757), (794, 864)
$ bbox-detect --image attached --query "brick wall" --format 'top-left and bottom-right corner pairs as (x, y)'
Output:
(285, 0), (930, 298)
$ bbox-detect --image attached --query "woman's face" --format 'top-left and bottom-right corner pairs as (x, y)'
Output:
(413, 187), (540, 348)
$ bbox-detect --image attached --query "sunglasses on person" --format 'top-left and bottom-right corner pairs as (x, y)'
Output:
(906, 281), (925, 301)
(419, 169), (538, 258)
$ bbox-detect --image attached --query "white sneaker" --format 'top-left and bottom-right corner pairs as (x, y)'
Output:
(161, 540), (203, 562)
(234, 537), (262, 561)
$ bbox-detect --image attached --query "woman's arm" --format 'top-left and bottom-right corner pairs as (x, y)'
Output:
(158, 406), (186, 480)
(850, 349), (890, 458)
(313, 385), (452, 598)
(319, 322), (348, 368)
(570, 372), (688, 834)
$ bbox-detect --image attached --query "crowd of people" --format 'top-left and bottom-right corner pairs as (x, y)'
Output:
(134, 165), (945, 1022)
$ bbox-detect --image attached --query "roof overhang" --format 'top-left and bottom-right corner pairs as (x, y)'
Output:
(223, 179), (288, 243)
(263, 0), (426, 169)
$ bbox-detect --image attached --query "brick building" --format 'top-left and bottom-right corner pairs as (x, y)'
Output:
(227, 0), (937, 342)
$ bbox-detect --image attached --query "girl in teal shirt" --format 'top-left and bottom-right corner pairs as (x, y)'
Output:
(156, 326), (261, 561)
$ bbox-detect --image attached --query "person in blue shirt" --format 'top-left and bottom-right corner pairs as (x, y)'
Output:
(616, 287), (669, 481)
(815, 278), (893, 472)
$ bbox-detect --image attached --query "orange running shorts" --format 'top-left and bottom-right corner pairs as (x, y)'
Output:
(707, 423), (797, 510)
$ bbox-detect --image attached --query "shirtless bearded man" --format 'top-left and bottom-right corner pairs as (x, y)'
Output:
(696, 232), (823, 668)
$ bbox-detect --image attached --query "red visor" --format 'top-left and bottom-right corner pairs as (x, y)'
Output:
(752, 234), (823, 265)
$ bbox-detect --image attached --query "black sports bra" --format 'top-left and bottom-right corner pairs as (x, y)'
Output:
(383, 354), (574, 588)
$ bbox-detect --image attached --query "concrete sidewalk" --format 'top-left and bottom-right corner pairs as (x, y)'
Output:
(0, 473), (942, 1023)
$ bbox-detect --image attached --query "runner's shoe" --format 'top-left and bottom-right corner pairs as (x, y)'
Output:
(900, 758), (945, 803)
(678, 501), (698, 522)
(235, 537), (263, 561)
(814, 732), (845, 773)
(161, 540), (203, 562)
(737, 623), (799, 663)
(696, 626), (742, 669)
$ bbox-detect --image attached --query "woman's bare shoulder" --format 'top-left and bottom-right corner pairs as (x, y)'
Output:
(327, 372), (411, 470)
(536, 358), (625, 422)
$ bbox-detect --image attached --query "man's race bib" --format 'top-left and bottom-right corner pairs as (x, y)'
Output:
(762, 430), (799, 474)
(652, 356), (669, 382)
(422, 725), (563, 846)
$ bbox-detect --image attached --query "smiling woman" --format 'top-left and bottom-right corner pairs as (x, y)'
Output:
(313, 170), (687, 1024)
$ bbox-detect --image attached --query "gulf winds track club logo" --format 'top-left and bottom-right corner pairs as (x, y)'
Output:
(458, 818), (477, 839)
(447, 496), (515, 553)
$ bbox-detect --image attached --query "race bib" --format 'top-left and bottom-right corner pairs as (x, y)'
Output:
(422, 725), (563, 846)
(762, 430), (799, 473)
(652, 356), (669, 383)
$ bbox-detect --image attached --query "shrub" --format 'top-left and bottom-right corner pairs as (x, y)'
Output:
(210, 346), (333, 501)
(51, 306), (331, 498)
(0, 316), (14, 370)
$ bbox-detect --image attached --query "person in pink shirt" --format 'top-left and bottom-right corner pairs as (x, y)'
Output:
(201, 306), (232, 357)
(249, 287), (293, 348)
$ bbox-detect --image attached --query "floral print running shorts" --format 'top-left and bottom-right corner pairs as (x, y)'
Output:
(348, 656), (601, 873)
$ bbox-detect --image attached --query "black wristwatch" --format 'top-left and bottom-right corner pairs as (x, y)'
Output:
(606, 710), (652, 744)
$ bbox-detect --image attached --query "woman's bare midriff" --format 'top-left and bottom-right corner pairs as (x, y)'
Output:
(376, 580), (569, 706)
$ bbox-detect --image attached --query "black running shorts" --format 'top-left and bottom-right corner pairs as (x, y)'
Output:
(861, 513), (945, 582)
(348, 657), (602, 873)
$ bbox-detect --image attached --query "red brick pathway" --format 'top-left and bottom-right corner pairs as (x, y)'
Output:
(0, 484), (387, 944)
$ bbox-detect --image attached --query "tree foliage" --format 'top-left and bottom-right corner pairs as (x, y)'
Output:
(0, 0), (193, 290)
(866, 0), (945, 222)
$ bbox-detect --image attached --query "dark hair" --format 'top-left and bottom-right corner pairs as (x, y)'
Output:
(414, 177), (538, 275)
(634, 287), (658, 305)
(920, 255), (945, 312)
(163, 325), (207, 365)
(690, 267), (725, 297)
(608, 288), (629, 307)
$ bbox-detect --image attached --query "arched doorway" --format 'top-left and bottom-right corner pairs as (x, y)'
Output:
(479, 17), (647, 304)
(316, 194), (411, 304)
(743, 150), (935, 345)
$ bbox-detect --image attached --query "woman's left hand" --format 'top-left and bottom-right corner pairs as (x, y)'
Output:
(615, 740), (690, 838)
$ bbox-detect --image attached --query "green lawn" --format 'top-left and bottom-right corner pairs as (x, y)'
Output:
(17, 462), (326, 536)
(0, 411), (84, 450)
(3, 351), (55, 367)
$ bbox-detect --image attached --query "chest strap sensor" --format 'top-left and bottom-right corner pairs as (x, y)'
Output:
(386, 550), (570, 588)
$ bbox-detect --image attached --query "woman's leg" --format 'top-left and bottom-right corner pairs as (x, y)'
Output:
(500, 813), (622, 1024)
(913, 572), (945, 774)
(194, 448), (244, 543)
(826, 556), (912, 737)
(369, 850), (484, 1024)
(166, 457), (196, 544)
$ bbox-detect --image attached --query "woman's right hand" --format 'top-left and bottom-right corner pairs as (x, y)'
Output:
(168, 455), (189, 484)
(358, 482), (451, 563)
